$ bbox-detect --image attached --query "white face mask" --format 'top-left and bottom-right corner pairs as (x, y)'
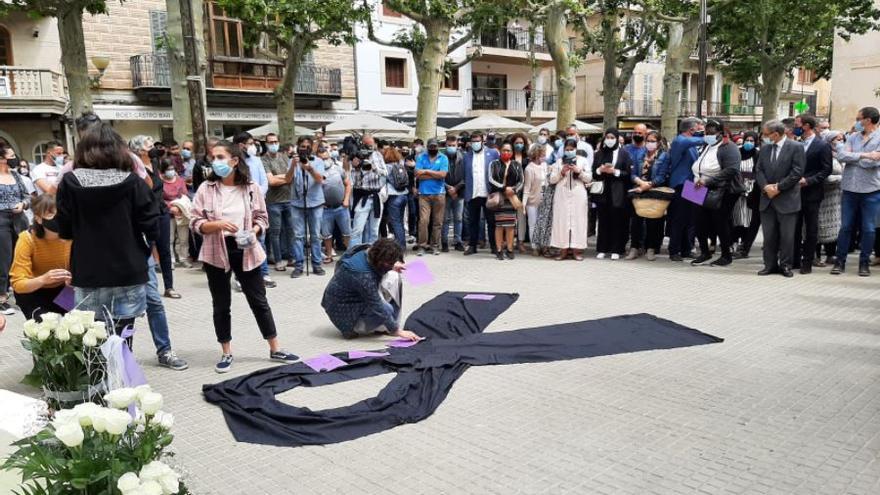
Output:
(762, 136), (774, 145)
(246, 145), (257, 157)
(537, 136), (548, 145)
(603, 138), (617, 149)
(645, 142), (658, 152)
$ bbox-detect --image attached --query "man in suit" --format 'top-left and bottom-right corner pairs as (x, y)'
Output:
(755, 119), (806, 277)
(665, 118), (706, 261)
(462, 132), (500, 255)
(792, 114), (832, 274)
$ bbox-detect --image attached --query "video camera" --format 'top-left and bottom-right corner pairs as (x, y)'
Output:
(342, 135), (374, 171)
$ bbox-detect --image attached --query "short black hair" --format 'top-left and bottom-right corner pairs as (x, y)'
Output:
(705, 118), (725, 134)
(859, 106), (880, 125)
(470, 132), (483, 140)
(74, 122), (134, 172)
(367, 238), (404, 271)
(232, 132), (253, 145)
(797, 114), (817, 130)
(412, 138), (424, 146)
(46, 140), (63, 150)
(167, 140), (179, 147)
(296, 136), (313, 147)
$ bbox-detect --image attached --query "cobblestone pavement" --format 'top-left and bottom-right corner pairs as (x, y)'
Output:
(2, 247), (879, 495)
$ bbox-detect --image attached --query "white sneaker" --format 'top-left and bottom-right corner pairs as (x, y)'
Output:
(596, 253), (606, 260)
(611, 253), (620, 260)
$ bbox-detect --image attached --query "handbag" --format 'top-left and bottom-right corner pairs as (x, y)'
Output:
(589, 181), (604, 195)
(487, 161), (511, 211)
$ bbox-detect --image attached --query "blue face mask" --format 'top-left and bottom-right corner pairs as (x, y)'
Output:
(514, 143), (525, 152)
(471, 142), (483, 152)
(212, 159), (233, 178)
(181, 149), (192, 160)
(330, 150), (339, 159)
(54, 156), (64, 167)
(446, 146), (457, 155)
(703, 134), (718, 146)
(835, 141), (845, 152)
(854, 120), (865, 133)
(793, 127), (804, 137)
(267, 144), (280, 154)
(554, 139), (563, 149)
(564, 150), (576, 159)
(742, 142), (755, 152)
(693, 131), (705, 138)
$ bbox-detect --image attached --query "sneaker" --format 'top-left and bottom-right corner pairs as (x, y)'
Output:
(691, 254), (712, 265)
(406, 235), (416, 244)
(175, 260), (193, 269)
(416, 248), (425, 257)
(859, 263), (870, 277)
(646, 249), (656, 261)
(596, 253), (606, 260)
(270, 350), (299, 363)
(158, 350), (189, 371)
(290, 268), (304, 278)
(433, 248), (441, 256)
(610, 253), (620, 261)
(263, 276), (277, 288)
(830, 263), (844, 275)
(313, 266), (326, 276)
(233, 280), (242, 292)
(496, 251), (505, 261)
(454, 242), (465, 252)
(669, 255), (683, 262)
(625, 249), (641, 261)
(441, 244), (450, 253)
(215, 354), (233, 373)
(710, 256), (732, 267)
(0, 302), (15, 315)
(275, 261), (287, 272)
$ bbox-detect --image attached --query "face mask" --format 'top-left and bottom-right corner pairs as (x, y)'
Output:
(415, 146), (424, 155)
(854, 120), (865, 133)
(500, 151), (513, 161)
(246, 145), (257, 157)
(41, 217), (60, 233)
(793, 127), (804, 137)
(835, 141), (845, 152)
(693, 131), (705, 138)
(514, 143), (525, 152)
(181, 149), (192, 160)
(471, 142), (482, 152)
(18, 167), (28, 175)
(742, 142), (755, 151)
(703, 134), (718, 146)
(564, 150), (576, 159)
(427, 148), (438, 157)
(554, 139), (563, 149)
(645, 142), (658, 152)
(762, 136), (774, 145)
(212, 159), (233, 178)
(446, 146), (457, 155)
(54, 156), (64, 167)
(537, 136), (548, 145)
(164, 170), (177, 179)
(330, 150), (339, 159)
(633, 135), (645, 144)
(267, 144), (280, 154)
(603, 138), (617, 149)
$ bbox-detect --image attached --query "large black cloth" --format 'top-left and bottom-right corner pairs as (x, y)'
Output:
(203, 292), (722, 447)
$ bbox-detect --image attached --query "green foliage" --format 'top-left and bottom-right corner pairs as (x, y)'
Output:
(0, 0), (123, 18)
(710, 0), (880, 85)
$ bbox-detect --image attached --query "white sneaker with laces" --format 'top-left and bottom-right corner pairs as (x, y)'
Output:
(596, 253), (606, 260)
(611, 253), (620, 260)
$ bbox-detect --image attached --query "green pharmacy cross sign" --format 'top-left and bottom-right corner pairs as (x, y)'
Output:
(794, 99), (810, 114)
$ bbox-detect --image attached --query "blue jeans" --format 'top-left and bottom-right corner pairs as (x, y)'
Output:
(267, 201), (295, 263)
(146, 256), (171, 354)
(75, 284), (146, 321)
(352, 196), (382, 245)
(293, 206), (323, 269)
(352, 300), (400, 336)
(386, 194), (408, 248)
(836, 190), (880, 266)
(321, 206), (352, 239)
(442, 196), (464, 246)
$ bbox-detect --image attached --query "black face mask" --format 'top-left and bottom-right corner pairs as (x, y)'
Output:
(427, 148), (438, 157)
(41, 217), (59, 232)
(633, 135), (645, 144)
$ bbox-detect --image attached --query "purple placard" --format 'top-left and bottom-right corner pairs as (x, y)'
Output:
(53, 286), (75, 311)
(303, 354), (348, 372)
(682, 180), (707, 206)
(387, 339), (420, 348)
(464, 294), (495, 301)
(348, 350), (390, 359)
(402, 259), (435, 286)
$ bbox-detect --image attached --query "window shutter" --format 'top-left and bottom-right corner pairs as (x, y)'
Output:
(150, 10), (168, 53)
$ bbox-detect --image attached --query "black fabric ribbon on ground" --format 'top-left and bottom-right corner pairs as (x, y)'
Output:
(203, 292), (722, 447)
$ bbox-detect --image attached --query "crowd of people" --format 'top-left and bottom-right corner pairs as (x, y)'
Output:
(0, 106), (878, 372)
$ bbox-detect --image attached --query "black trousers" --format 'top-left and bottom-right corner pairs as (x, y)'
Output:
(0, 212), (18, 298)
(667, 186), (695, 257)
(760, 208), (798, 270)
(14, 286), (66, 321)
(156, 212), (174, 290)
(695, 192), (736, 258)
(794, 200), (821, 267)
(466, 197), (496, 251)
(596, 203), (629, 255)
(733, 206), (762, 255)
(629, 214), (645, 250)
(204, 237), (278, 344)
(644, 218), (665, 252)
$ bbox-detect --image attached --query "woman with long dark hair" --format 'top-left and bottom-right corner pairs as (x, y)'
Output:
(191, 140), (298, 373)
(631, 131), (671, 261)
(0, 142), (32, 315)
(592, 129), (634, 260)
(488, 142), (524, 260)
(732, 131), (761, 258)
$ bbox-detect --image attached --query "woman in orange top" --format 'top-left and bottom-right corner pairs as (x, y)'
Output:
(11, 194), (72, 320)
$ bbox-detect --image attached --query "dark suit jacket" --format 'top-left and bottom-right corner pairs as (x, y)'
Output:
(800, 137), (833, 203)
(463, 148), (500, 201)
(755, 138), (805, 215)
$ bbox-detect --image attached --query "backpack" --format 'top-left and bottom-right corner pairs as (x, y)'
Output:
(387, 160), (409, 191)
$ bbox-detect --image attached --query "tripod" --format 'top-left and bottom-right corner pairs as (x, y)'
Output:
(300, 157), (311, 277)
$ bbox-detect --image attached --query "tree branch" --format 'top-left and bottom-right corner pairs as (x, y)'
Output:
(385, 0), (426, 23)
(365, 12), (410, 50)
(449, 46), (482, 70)
(447, 29), (475, 53)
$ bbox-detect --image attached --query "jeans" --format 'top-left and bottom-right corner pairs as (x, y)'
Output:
(293, 206), (324, 269)
(267, 201), (295, 263)
(322, 206), (352, 239)
(75, 284), (146, 321)
(407, 193), (419, 239)
(419, 195), (446, 249)
(442, 196), (464, 246)
(385, 194), (408, 249)
(352, 196), (382, 245)
(667, 185), (695, 257)
(156, 212), (174, 290)
(835, 190), (880, 266)
(204, 237), (278, 344)
(146, 256), (171, 355)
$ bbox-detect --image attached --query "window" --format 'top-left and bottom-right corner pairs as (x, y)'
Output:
(384, 57), (406, 88)
(0, 26), (11, 65)
(797, 68), (815, 85)
(382, 2), (403, 17)
(32, 142), (50, 165)
(471, 73), (508, 110)
(642, 74), (653, 114)
(443, 68), (460, 91)
(149, 11), (168, 53)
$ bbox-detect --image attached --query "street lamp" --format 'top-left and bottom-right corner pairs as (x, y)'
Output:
(90, 55), (111, 88)
(696, 0), (708, 119)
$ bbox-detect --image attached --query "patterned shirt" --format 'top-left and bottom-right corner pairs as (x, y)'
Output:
(837, 129), (880, 193)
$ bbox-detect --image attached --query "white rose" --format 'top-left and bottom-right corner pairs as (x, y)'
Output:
(104, 408), (132, 435)
(152, 411), (174, 430)
(72, 402), (102, 427)
(88, 323), (108, 340)
(36, 327), (51, 341)
(91, 409), (108, 433)
(140, 481), (163, 495)
(117, 472), (141, 493)
(54, 421), (84, 447)
(158, 472), (180, 495)
(23, 319), (39, 338)
(104, 388), (138, 409)
(69, 310), (97, 326)
(68, 322), (86, 336)
(82, 331), (98, 347)
(134, 384), (153, 402)
(139, 392), (163, 416)
(54, 326), (71, 342)
(51, 409), (80, 429)
(40, 312), (62, 326)
(139, 460), (170, 481)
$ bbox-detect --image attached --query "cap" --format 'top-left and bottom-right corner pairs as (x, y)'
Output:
(426, 138), (440, 147)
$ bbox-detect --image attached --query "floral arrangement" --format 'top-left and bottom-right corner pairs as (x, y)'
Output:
(20, 311), (110, 409)
(2, 386), (188, 495)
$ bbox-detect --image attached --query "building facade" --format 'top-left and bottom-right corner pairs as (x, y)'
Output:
(829, 0), (880, 130)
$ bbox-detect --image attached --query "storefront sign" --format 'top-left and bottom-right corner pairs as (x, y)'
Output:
(94, 105), (353, 123)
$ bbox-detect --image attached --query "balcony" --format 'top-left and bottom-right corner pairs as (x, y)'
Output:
(466, 88), (557, 118)
(618, 99), (663, 118)
(129, 53), (342, 106)
(0, 67), (68, 114)
(679, 100), (762, 119)
(471, 27), (554, 65)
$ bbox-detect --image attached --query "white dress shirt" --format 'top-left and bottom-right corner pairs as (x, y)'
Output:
(472, 151), (487, 198)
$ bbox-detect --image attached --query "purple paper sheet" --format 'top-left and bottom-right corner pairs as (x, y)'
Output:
(53, 286), (75, 311)
(682, 180), (707, 206)
(402, 259), (435, 286)
(464, 294), (495, 301)
(304, 354), (348, 372)
(387, 339), (420, 348)
(348, 350), (390, 359)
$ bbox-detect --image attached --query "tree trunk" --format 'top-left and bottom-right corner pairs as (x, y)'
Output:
(760, 65), (785, 122)
(660, 16), (700, 139)
(57, 7), (92, 116)
(545, 4), (575, 128)
(414, 21), (451, 141)
(276, 42), (306, 144)
(526, 26), (537, 125)
(166, 0), (193, 144)
(600, 21), (619, 131)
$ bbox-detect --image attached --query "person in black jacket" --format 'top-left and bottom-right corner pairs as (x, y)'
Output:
(792, 114), (833, 274)
(56, 123), (160, 337)
(592, 128), (633, 260)
(690, 119), (744, 266)
(442, 134), (465, 252)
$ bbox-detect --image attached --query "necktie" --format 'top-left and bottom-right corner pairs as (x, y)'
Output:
(771, 144), (778, 164)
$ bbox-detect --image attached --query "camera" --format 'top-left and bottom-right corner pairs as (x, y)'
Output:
(562, 155), (576, 165)
(342, 135), (374, 171)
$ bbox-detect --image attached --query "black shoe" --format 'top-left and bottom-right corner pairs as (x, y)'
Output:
(859, 263), (870, 277)
(504, 249), (515, 260)
(669, 255), (683, 262)
(757, 267), (777, 276)
(312, 266), (326, 276)
(441, 244), (449, 253)
(781, 266), (794, 278)
(682, 252), (695, 259)
(496, 251), (505, 261)
(710, 256), (732, 267)
(454, 242), (465, 252)
(800, 265), (812, 274)
(830, 263), (844, 275)
(290, 268), (304, 278)
(464, 246), (478, 256)
(691, 254), (712, 265)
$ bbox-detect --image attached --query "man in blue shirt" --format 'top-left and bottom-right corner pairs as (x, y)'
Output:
(666, 118), (706, 261)
(234, 132), (274, 287)
(291, 136), (326, 277)
(415, 138), (449, 255)
(624, 123), (649, 259)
